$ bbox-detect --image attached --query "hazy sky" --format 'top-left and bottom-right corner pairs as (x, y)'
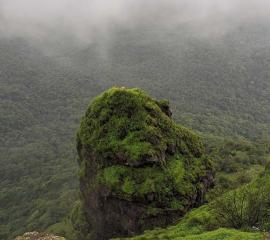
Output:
(0, 0), (270, 45)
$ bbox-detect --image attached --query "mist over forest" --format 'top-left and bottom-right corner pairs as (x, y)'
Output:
(1, 1), (270, 240)
(1, 0), (270, 50)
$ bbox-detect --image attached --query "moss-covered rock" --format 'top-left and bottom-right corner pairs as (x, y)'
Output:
(14, 232), (65, 240)
(76, 87), (214, 240)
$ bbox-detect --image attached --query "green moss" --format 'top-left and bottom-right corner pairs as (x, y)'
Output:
(98, 154), (208, 209)
(169, 199), (184, 210)
(99, 165), (169, 202)
(77, 87), (204, 167)
(122, 178), (136, 195)
(77, 87), (213, 211)
(167, 156), (185, 186)
(76, 87), (214, 237)
(102, 166), (126, 188)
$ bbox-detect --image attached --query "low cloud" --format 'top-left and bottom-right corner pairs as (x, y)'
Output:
(0, 0), (269, 47)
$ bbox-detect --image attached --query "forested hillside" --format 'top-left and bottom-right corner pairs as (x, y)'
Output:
(62, 23), (270, 139)
(1, 19), (270, 239)
(0, 39), (103, 239)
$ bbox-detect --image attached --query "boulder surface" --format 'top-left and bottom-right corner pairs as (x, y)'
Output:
(15, 232), (65, 240)
(76, 87), (214, 240)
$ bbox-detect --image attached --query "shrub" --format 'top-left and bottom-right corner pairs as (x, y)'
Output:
(211, 177), (270, 230)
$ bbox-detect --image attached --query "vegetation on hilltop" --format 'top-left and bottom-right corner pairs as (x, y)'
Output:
(114, 205), (265, 240)
(1, 20), (270, 239)
(116, 168), (270, 240)
(76, 87), (214, 239)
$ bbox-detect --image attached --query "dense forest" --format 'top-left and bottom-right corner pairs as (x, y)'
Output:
(1, 5), (270, 239)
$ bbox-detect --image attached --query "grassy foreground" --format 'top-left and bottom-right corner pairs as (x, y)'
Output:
(114, 206), (265, 240)
(117, 228), (264, 240)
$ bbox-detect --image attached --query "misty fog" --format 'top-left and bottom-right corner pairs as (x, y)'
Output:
(1, 0), (270, 50)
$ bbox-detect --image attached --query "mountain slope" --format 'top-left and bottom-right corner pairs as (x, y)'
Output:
(1, 20), (270, 239)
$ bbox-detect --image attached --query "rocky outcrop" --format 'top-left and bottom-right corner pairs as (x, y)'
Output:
(15, 232), (65, 240)
(76, 87), (214, 240)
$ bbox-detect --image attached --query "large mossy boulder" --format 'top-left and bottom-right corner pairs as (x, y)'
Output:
(76, 87), (214, 240)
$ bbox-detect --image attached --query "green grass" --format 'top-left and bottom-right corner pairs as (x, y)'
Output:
(121, 229), (264, 240)
(114, 205), (265, 240)
(178, 229), (264, 240)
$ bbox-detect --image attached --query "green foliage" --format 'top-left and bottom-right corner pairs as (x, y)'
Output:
(114, 170), (270, 240)
(114, 206), (264, 240)
(0, 40), (87, 239)
(77, 87), (213, 215)
(78, 87), (204, 167)
(167, 157), (185, 186)
(102, 166), (126, 188)
(209, 139), (268, 174)
(205, 138), (270, 198)
(177, 229), (264, 240)
(1, 24), (270, 239)
(211, 173), (270, 230)
(100, 159), (186, 207)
